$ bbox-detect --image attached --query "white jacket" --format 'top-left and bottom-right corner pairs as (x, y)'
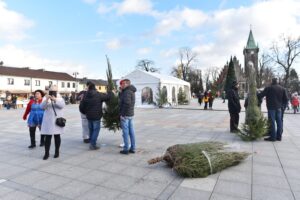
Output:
(40, 95), (65, 135)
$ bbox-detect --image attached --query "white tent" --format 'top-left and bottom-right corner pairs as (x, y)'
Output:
(121, 69), (191, 107)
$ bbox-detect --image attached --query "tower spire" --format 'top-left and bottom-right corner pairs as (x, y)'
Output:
(246, 28), (257, 49)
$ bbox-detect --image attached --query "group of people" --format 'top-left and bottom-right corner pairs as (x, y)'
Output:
(227, 78), (289, 141)
(23, 86), (65, 160)
(78, 79), (136, 154)
(3, 94), (18, 109)
(197, 90), (214, 110)
(23, 78), (137, 160)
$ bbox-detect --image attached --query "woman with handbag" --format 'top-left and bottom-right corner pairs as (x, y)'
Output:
(40, 85), (65, 160)
(23, 90), (45, 148)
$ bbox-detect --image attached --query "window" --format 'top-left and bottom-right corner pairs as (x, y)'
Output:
(35, 80), (40, 86)
(61, 82), (65, 88)
(24, 79), (30, 86)
(8, 78), (14, 85)
(67, 82), (70, 88)
(73, 83), (76, 88)
(99, 86), (102, 90)
(49, 81), (53, 86)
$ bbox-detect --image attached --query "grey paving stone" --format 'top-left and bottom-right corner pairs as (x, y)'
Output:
(121, 166), (151, 179)
(284, 167), (300, 180)
(11, 171), (50, 186)
(128, 179), (168, 199)
(253, 173), (290, 190)
(0, 185), (14, 197)
(157, 184), (178, 200)
(219, 170), (251, 184)
(213, 180), (251, 199)
(116, 192), (154, 200)
(55, 166), (91, 179)
(75, 186), (121, 200)
(102, 174), (138, 191)
(289, 178), (300, 192)
(180, 175), (218, 192)
(76, 169), (114, 185)
(98, 162), (129, 173)
(51, 180), (95, 199)
(1, 190), (37, 200)
(210, 193), (250, 200)
(32, 175), (72, 192)
(41, 193), (72, 200)
(253, 163), (285, 177)
(252, 185), (295, 200)
(169, 186), (211, 200)
(143, 168), (177, 184)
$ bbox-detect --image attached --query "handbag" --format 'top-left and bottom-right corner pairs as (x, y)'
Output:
(51, 101), (66, 127)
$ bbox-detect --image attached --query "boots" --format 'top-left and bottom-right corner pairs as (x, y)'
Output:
(43, 135), (51, 160)
(40, 134), (45, 147)
(28, 127), (36, 149)
(54, 135), (61, 158)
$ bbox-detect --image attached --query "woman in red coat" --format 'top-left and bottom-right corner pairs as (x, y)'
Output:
(23, 90), (45, 148)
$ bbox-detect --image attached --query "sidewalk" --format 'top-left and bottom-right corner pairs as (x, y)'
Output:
(0, 99), (299, 199)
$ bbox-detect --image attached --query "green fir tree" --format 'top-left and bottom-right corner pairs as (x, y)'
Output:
(102, 55), (121, 132)
(178, 87), (188, 105)
(155, 85), (168, 107)
(224, 57), (237, 95)
(239, 66), (269, 141)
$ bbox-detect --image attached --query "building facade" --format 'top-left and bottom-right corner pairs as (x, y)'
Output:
(0, 66), (77, 100)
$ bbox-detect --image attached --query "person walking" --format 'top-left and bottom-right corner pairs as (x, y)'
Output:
(258, 78), (288, 141)
(203, 91), (209, 110)
(208, 90), (214, 109)
(291, 93), (299, 114)
(23, 90), (45, 148)
(227, 81), (241, 133)
(40, 85), (65, 160)
(79, 82), (112, 150)
(119, 79), (137, 155)
(77, 85), (90, 143)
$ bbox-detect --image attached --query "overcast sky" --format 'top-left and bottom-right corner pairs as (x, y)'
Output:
(0, 0), (299, 79)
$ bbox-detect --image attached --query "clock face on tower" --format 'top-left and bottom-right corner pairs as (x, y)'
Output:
(250, 50), (254, 54)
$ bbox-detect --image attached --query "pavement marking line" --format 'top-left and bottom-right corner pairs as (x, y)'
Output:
(0, 179), (7, 184)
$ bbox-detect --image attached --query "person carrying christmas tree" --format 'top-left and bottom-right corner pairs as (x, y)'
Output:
(258, 78), (288, 141)
(119, 79), (137, 155)
(227, 80), (241, 133)
(79, 82), (112, 150)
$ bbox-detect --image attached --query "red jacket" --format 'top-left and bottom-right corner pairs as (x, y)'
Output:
(23, 99), (43, 120)
(291, 96), (299, 107)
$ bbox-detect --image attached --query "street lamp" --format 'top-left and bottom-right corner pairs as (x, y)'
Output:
(73, 72), (79, 92)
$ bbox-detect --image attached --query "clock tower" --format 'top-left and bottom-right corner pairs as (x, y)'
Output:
(243, 29), (259, 90)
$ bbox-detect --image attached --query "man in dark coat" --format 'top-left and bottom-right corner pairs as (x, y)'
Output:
(79, 82), (112, 150)
(227, 80), (241, 133)
(119, 79), (137, 154)
(258, 78), (288, 141)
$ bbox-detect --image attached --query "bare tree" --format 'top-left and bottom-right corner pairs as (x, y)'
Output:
(171, 64), (182, 79)
(0, 61), (3, 66)
(270, 35), (300, 87)
(257, 53), (272, 88)
(204, 67), (219, 90)
(136, 59), (159, 72)
(178, 47), (198, 81)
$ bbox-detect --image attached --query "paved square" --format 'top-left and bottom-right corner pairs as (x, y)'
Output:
(0, 99), (299, 199)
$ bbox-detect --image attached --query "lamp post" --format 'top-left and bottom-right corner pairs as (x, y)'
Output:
(72, 72), (79, 93)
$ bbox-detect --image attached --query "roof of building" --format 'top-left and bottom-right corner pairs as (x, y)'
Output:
(0, 66), (75, 81)
(245, 29), (258, 49)
(124, 69), (190, 86)
(79, 78), (108, 86)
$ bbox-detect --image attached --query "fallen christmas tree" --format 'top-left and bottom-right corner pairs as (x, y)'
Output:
(148, 141), (250, 178)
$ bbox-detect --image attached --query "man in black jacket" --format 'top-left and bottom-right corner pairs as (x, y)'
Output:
(79, 82), (112, 150)
(227, 80), (241, 133)
(119, 79), (137, 154)
(258, 78), (288, 141)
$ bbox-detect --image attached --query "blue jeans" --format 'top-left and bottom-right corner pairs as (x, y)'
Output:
(121, 116), (135, 151)
(88, 120), (101, 147)
(268, 109), (282, 140)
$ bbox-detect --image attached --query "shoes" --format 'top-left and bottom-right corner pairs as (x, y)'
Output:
(129, 149), (135, 154)
(54, 153), (59, 158)
(89, 145), (100, 150)
(40, 143), (44, 147)
(276, 138), (282, 141)
(83, 139), (90, 143)
(264, 137), (276, 142)
(120, 150), (129, 155)
(43, 154), (49, 160)
(28, 145), (36, 149)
